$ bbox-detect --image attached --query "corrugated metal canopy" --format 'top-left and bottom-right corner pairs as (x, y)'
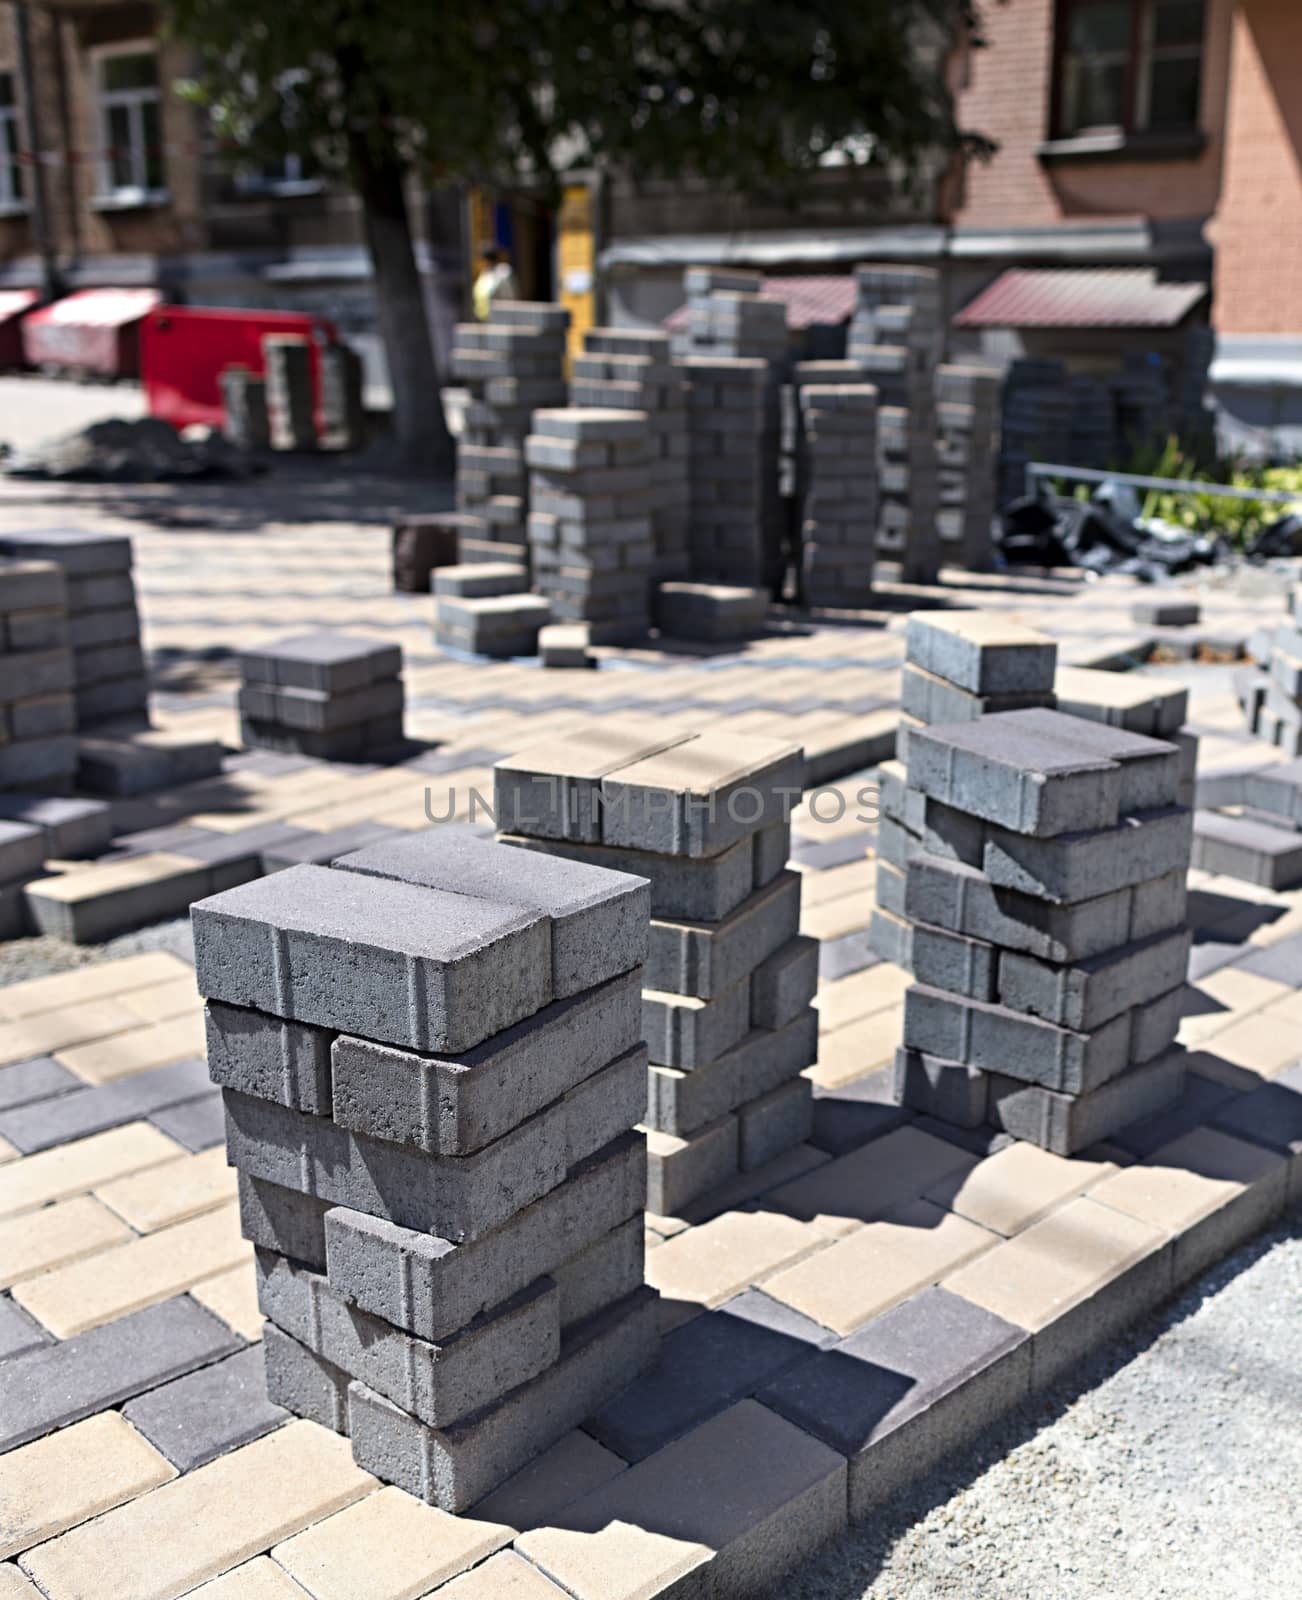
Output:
(955, 268), (1207, 329)
(663, 274), (858, 332)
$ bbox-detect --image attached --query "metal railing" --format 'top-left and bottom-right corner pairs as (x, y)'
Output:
(1026, 461), (1301, 505)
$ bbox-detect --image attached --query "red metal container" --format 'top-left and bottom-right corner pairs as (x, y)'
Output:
(140, 305), (338, 433)
(21, 287), (161, 378)
(0, 289), (38, 369)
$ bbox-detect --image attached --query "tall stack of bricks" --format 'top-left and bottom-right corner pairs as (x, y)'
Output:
(237, 631), (404, 759)
(869, 612), (1059, 972)
(263, 335), (316, 452)
(573, 328), (691, 582)
(794, 380), (878, 608)
(682, 355), (773, 589)
(1242, 593), (1302, 756)
(219, 367), (271, 452)
(0, 529), (147, 728)
(494, 724), (817, 1217)
(895, 703), (1193, 1154)
(935, 364), (1001, 572)
(192, 828), (659, 1511)
(0, 559), (76, 794)
(526, 407), (655, 645)
(451, 303), (570, 566)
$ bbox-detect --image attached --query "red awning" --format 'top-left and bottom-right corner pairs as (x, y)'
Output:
(23, 287), (161, 331)
(0, 289), (38, 325)
(955, 268), (1207, 330)
(664, 274), (858, 332)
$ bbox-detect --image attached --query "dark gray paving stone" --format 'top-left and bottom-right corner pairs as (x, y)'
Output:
(0, 1295), (51, 1361)
(583, 1291), (827, 1462)
(122, 1345), (287, 1472)
(1187, 889), (1287, 945)
(810, 1068), (912, 1156)
(0, 1056), (79, 1112)
(911, 1116), (1014, 1157)
(0, 1056), (211, 1154)
(757, 1286), (1032, 1518)
(149, 1090), (226, 1152)
(401, 745), (506, 776)
(1234, 933), (1302, 988)
(1210, 1061), (1302, 1156)
(0, 1297), (242, 1453)
(817, 930), (881, 982)
(1187, 939), (1251, 983)
(790, 830), (877, 872)
(261, 821), (402, 871)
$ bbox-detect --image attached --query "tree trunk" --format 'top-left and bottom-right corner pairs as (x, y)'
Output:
(347, 126), (455, 473)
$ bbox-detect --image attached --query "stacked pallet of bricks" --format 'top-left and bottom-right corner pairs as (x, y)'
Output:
(795, 377), (878, 607)
(847, 268), (943, 583)
(263, 335), (316, 451)
(573, 327), (691, 582)
(0, 558), (76, 798)
(192, 827), (659, 1511)
(237, 631), (404, 759)
(1239, 589), (1302, 755)
(450, 303), (570, 566)
(526, 407), (655, 645)
(432, 561), (547, 659)
(0, 529), (147, 728)
(494, 723), (817, 1217)
(869, 612), (1059, 972)
(935, 364), (1001, 572)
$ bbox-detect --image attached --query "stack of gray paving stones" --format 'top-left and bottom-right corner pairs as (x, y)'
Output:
(526, 407), (654, 645)
(573, 328), (691, 582)
(681, 354), (774, 590)
(0, 558), (77, 795)
(192, 827), (659, 1511)
(319, 342), (366, 451)
(794, 379), (878, 608)
(431, 563), (547, 660)
(869, 611), (1059, 974)
(882, 626), (1194, 1152)
(450, 303), (570, 567)
(494, 724), (817, 1217)
(263, 335), (317, 451)
(1242, 592), (1302, 757)
(237, 631), (405, 760)
(219, 368), (271, 452)
(935, 364), (1001, 572)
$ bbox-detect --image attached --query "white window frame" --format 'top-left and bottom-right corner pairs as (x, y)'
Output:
(92, 39), (168, 208)
(0, 71), (25, 214)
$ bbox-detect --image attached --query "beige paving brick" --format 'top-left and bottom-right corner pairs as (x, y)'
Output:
(20, 1420), (376, 1600)
(0, 1000), (142, 1068)
(0, 1141), (15, 1168)
(95, 1147), (235, 1233)
(24, 854), (209, 910)
(794, 859), (874, 909)
(804, 1022), (897, 1090)
(926, 1141), (1117, 1237)
(473, 1432), (628, 1533)
(117, 977), (202, 1025)
(0, 1194), (134, 1290)
(1198, 1012), (1302, 1079)
(0, 1566), (41, 1597)
(944, 1196), (1166, 1332)
(173, 1556), (308, 1598)
(0, 1413), (175, 1560)
(13, 1201), (250, 1337)
(0, 1124), (184, 1218)
(800, 897), (871, 942)
(770, 1125), (980, 1237)
(644, 1209), (829, 1310)
(0, 953), (191, 1022)
(433, 1551), (568, 1597)
(813, 964), (911, 1032)
(190, 1260), (263, 1341)
(56, 1012), (207, 1086)
(1194, 967), (1292, 1016)
(762, 1199), (997, 1335)
(272, 1486), (511, 1600)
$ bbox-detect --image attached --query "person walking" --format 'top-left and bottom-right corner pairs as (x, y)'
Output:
(472, 249), (519, 320)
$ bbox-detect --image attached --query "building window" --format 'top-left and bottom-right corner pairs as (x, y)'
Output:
(95, 46), (166, 204)
(0, 73), (23, 210)
(229, 71), (321, 197)
(1055, 0), (1205, 138)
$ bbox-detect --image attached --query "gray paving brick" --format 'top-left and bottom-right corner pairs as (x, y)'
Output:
(905, 717), (1122, 838)
(0, 1295), (50, 1361)
(647, 1008), (817, 1136)
(738, 1078), (812, 1169)
(1244, 758), (1302, 825)
(585, 1288), (830, 1463)
(148, 1091), (226, 1152)
(999, 928), (1192, 1031)
(1191, 810), (1302, 889)
(988, 1047), (1187, 1155)
(1235, 931), (1302, 987)
(645, 869), (801, 999)
(257, 1249), (559, 1428)
(337, 824), (648, 998)
(0, 821), (45, 884)
(904, 613), (1057, 695)
(892, 1048), (989, 1127)
(224, 1045), (643, 1243)
(642, 975), (749, 1070)
(325, 1133), (645, 1343)
(348, 1287), (659, 1511)
(238, 1172), (330, 1270)
(0, 794), (112, 858)
(192, 863), (552, 1054)
(1128, 984), (1184, 1063)
(1210, 1062), (1302, 1166)
(122, 1345), (287, 1472)
(261, 1322), (350, 1433)
(260, 820), (400, 870)
(757, 1285), (1031, 1521)
(0, 528), (133, 575)
(753, 819), (791, 884)
(0, 1296), (241, 1453)
(979, 805), (1193, 905)
(204, 1001), (334, 1117)
(332, 970), (642, 1155)
(0, 1055), (79, 1112)
(901, 663), (1053, 725)
(1008, 708), (1182, 813)
(910, 921), (998, 1001)
(810, 1069), (912, 1156)
(751, 934), (819, 1029)
(646, 1113), (738, 1216)
(0, 1055), (211, 1154)
(552, 1215), (644, 1330)
(238, 630), (401, 693)
(817, 928), (880, 983)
